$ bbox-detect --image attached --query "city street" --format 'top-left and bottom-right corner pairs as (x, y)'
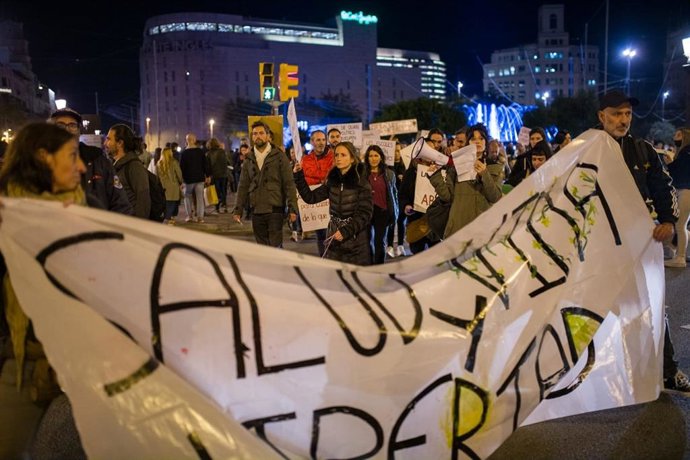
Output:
(182, 192), (690, 458)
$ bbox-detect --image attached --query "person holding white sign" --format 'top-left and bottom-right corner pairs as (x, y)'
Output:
(300, 130), (334, 255)
(399, 129), (446, 254)
(365, 145), (398, 264)
(506, 126), (547, 187)
(294, 141), (373, 265)
(427, 124), (503, 238)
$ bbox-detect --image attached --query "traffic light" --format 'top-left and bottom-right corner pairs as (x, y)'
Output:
(279, 63), (299, 101)
(259, 62), (275, 101)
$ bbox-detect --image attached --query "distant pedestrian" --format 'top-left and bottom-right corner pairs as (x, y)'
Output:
(206, 137), (228, 213)
(179, 133), (209, 223)
(156, 147), (183, 224)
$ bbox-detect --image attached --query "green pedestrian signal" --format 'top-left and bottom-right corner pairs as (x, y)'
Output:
(262, 86), (276, 101)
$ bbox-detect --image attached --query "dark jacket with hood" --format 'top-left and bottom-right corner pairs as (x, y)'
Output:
(295, 163), (373, 265)
(114, 152), (151, 219)
(80, 142), (132, 215)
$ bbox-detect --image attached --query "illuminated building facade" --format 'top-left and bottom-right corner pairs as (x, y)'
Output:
(482, 5), (599, 106)
(0, 20), (55, 131)
(140, 11), (446, 146)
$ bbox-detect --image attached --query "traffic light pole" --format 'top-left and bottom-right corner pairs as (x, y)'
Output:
(265, 101), (283, 115)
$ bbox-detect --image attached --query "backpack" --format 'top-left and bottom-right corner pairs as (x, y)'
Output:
(426, 197), (451, 240)
(125, 163), (166, 222)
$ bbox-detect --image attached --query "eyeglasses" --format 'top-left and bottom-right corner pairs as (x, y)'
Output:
(56, 122), (79, 130)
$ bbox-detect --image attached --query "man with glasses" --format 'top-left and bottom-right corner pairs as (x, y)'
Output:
(49, 108), (132, 214)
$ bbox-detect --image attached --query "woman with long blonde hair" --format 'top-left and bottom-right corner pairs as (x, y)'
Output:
(156, 147), (183, 224)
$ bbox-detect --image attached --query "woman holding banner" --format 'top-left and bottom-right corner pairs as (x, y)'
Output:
(293, 141), (373, 265)
(427, 124), (503, 238)
(0, 122), (87, 458)
(365, 145), (398, 264)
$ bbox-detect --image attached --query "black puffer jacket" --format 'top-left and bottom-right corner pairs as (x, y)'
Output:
(295, 163), (373, 265)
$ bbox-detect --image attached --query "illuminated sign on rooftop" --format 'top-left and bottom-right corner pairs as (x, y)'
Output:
(340, 11), (378, 25)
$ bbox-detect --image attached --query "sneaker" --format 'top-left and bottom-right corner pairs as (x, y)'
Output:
(664, 370), (690, 393)
(185, 217), (192, 223)
(290, 231), (299, 242)
(167, 218), (176, 226)
(396, 245), (407, 257)
(196, 218), (205, 223)
(386, 246), (396, 258)
(664, 258), (686, 268)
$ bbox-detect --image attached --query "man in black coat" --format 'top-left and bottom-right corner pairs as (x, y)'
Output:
(49, 108), (132, 214)
(597, 90), (689, 393)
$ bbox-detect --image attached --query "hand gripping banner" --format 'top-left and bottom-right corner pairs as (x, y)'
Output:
(0, 130), (665, 459)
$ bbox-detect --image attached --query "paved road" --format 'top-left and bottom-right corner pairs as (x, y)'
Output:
(182, 194), (689, 458)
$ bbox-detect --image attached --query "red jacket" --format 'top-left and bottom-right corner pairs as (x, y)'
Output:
(301, 149), (334, 185)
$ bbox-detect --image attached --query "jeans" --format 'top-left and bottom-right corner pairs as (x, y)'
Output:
(214, 177), (228, 210)
(252, 212), (285, 247)
(370, 206), (389, 264)
(183, 182), (205, 220)
(164, 200), (179, 220)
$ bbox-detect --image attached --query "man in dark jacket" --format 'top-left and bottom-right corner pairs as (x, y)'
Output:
(597, 89), (689, 393)
(104, 124), (151, 219)
(180, 133), (209, 223)
(233, 121), (298, 247)
(49, 108), (132, 214)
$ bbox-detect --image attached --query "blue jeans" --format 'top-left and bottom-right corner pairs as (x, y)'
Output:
(214, 177), (228, 210)
(183, 182), (205, 220)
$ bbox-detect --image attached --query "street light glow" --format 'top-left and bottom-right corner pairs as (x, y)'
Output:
(209, 118), (215, 138)
(622, 48), (637, 58)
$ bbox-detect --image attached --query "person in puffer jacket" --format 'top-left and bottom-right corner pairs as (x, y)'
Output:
(293, 141), (373, 265)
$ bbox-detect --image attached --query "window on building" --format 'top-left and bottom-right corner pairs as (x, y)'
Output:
(347, 80), (350, 90)
(164, 87), (168, 97)
(200, 70), (205, 81)
(165, 101), (169, 112)
(164, 72), (167, 83)
(172, 86), (176, 96)
(244, 74), (248, 82)
(171, 71), (175, 82)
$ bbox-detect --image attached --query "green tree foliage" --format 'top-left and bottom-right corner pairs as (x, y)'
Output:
(522, 91), (599, 137)
(374, 98), (466, 134)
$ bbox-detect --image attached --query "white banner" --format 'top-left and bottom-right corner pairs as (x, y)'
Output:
(298, 185), (329, 232)
(0, 130), (664, 459)
(287, 98), (303, 162)
(327, 122), (362, 149)
(369, 119), (418, 136)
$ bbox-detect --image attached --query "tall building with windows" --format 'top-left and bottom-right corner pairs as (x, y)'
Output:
(139, 11), (446, 146)
(482, 5), (598, 106)
(0, 20), (55, 131)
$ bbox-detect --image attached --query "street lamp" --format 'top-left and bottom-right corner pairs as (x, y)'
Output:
(145, 117), (151, 148)
(55, 99), (67, 110)
(622, 48), (637, 96)
(457, 81), (464, 98)
(209, 118), (215, 139)
(541, 91), (550, 107)
(662, 91), (670, 121)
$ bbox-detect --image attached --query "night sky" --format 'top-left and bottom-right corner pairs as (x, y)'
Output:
(2, 0), (688, 118)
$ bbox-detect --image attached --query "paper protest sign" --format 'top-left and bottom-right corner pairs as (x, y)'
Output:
(452, 144), (478, 182)
(327, 122), (362, 148)
(298, 185), (329, 232)
(287, 98), (302, 161)
(369, 119), (418, 136)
